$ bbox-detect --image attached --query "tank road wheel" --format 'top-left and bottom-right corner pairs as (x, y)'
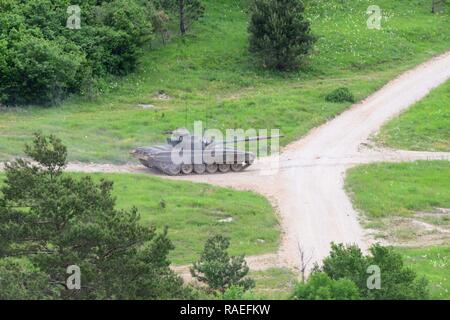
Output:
(218, 164), (231, 173)
(231, 163), (244, 172)
(206, 163), (218, 174)
(165, 164), (181, 176)
(181, 164), (194, 174)
(194, 164), (206, 174)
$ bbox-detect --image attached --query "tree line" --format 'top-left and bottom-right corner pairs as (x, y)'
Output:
(0, 0), (204, 105)
(1, 0), (445, 105)
(0, 0), (316, 105)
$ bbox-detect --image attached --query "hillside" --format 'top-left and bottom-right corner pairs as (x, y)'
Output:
(0, 0), (449, 163)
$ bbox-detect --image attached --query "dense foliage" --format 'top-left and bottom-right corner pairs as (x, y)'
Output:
(248, 0), (315, 70)
(0, 258), (59, 299)
(220, 285), (261, 300)
(0, 0), (154, 105)
(292, 272), (361, 300)
(191, 235), (255, 293)
(314, 243), (430, 300)
(0, 133), (190, 299)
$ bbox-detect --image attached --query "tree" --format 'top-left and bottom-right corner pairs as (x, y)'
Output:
(191, 235), (255, 293)
(156, 0), (205, 35)
(248, 0), (315, 70)
(0, 133), (190, 299)
(365, 244), (429, 300)
(297, 243), (313, 282)
(292, 272), (361, 300)
(0, 32), (86, 105)
(318, 243), (368, 291)
(316, 243), (429, 300)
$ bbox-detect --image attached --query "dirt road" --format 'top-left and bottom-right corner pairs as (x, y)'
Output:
(3, 51), (450, 273)
(65, 50), (450, 272)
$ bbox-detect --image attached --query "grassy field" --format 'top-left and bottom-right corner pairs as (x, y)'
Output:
(345, 161), (450, 218)
(376, 79), (450, 152)
(346, 161), (450, 298)
(398, 246), (450, 299)
(0, 172), (280, 265)
(89, 172), (280, 264)
(345, 161), (450, 243)
(0, 0), (449, 163)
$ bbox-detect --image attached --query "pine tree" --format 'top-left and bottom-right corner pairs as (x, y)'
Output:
(248, 0), (315, 71)
(191, 235), (255, 293)
(0, 133), (190, 299)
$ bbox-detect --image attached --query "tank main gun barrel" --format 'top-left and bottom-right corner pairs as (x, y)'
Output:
(209, 135), (283, 146)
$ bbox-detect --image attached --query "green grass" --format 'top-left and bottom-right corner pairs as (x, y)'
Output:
(0, 172), (280, 265)
(0, 0), (449, 163)
(345, 161), (450, 218)
(376, 79), (450, 152)
(346, 162), (450, 299)
(250, 268), (298, 300)
(92, 172), (280, 264)
(397, 246), (450, 299)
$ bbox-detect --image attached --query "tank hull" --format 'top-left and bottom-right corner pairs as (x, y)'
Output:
(132, 145), (255, 175)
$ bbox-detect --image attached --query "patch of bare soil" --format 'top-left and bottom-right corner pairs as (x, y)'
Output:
(364, 211), (450, 248)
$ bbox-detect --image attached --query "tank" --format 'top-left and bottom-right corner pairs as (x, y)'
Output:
(131, 128), (280, 175)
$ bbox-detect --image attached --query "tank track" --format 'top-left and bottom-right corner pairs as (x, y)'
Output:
(139, 159), (253, 176)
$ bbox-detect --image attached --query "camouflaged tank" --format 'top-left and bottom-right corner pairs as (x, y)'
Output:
(131, 128), (279, 175)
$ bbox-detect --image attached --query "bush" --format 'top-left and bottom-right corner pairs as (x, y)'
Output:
(1, 33), (86, 104)
(221, 285), (261, 300)
(317, 243), (430, 300)
(248, 0), (315, 71)
(191, 235), (255, 293)
(292, 272), (361, 300)
(325, 87), (355, 103)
